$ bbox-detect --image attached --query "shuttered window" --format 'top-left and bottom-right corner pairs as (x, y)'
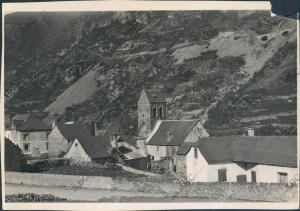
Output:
(251, 171), (257, 183)
(218, 169), (227, 182)
(278, 172), (288, 183)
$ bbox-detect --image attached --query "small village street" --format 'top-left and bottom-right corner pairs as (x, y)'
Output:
(5, 184), (169, 202)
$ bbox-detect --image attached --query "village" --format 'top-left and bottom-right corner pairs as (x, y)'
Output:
(4, 88), (298, 202)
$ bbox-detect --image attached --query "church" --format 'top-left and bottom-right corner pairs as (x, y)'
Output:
(137, 88), (209, 172)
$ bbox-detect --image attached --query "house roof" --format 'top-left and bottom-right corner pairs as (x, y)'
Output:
(56, 123), (91, 141)
(13, 114), (30, 122)
(177, 136), (297, 167)
(144, 89), (166, 103)
(146, 120), (199, 146)
(118, 135), (137, 147)
(76, 135), (113, 159)
(17, 115), (52, 131)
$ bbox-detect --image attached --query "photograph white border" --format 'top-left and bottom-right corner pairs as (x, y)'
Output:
(1, 1), (299, 210)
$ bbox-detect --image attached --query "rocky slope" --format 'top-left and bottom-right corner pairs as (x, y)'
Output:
(5, 11), (297, 136)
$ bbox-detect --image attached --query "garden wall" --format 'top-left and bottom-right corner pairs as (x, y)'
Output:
(5, 171), (113, 190)
(5, 171), (297, 202)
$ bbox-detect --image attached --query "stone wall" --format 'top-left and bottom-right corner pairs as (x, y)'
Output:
(5, 171), (297, 202)
(5, 172), (113, 190)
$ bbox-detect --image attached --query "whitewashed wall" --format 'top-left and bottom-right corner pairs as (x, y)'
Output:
(185, 147), (298, 184)
(147, 145), (167, 160)
(48, 126), (71, 157)
(64, 139), (91, 162)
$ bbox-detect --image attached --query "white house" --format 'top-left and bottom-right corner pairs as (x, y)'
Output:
(176, 136), (297, 184)
(145, 119), (209, 161)
(5, 114), (52, 158)
(64, 135), (114, 164)
(48, 122), (91, 158)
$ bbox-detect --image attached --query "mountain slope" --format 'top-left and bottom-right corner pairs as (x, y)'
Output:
(5, 11), (297, 136)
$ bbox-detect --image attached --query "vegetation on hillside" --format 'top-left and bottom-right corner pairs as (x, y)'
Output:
(5, 11), (297, 136)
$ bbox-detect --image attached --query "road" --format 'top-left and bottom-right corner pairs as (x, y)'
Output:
(5, 184), (168, 202)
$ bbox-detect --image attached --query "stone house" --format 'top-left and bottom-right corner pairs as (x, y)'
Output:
(48, 122), (91, 158)
(5, 114), (52, 158)
(138, 89), (167, 137)
(176, 136), (297, 184)
(64, 135), (114, 164)
(145, 119), (209, 172)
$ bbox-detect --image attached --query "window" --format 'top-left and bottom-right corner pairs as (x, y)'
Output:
(218, 169), (227, 182)
(24, 144), (29, 151)
(159, 107), (163, 117)
(278, 172), (288, 184)
(156, 146), (159, 152)
(194, 148), (198, 158)
(151, 156), (154, 160)
(23, 133), (28, 140)
(75, 143), (78, 148)
(153, 107), (157, 118)
(251, 171), (257, 183)
(46, 143), (49, 151)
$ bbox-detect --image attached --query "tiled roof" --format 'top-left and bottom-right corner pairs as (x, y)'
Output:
(177, 136), (297, 167)
(144, 89), (166, 103)
(17, 115), (52, 131)
(76, 135), (113, 159)
(146, 120), (199, 146)
(56, 123), (91, 141)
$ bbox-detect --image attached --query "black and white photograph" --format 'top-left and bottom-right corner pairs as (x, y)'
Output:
(1, 1), (298, 210)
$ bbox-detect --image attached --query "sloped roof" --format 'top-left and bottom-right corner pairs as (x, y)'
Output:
(76, 135), (113, 159)
(118, 135), (137, 147)
(56, 123), (91, 141)
(144, 89), (166, 103)
(146, 120), (199, 146)
(17, 115), (52, 131)
(177, 136), (297, 167)
(42, 114), (63, 125)
(13, 114), (30, 122)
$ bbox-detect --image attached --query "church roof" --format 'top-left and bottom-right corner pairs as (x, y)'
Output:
(146, 120), (199, 146)
(177, 136), (297, 167)
(144, 89), (166, 103)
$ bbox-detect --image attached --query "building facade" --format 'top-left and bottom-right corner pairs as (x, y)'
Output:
(48, 122), (91, 158)
(138, 89), (167, 137)
(5, 115), (52, 158)
(176, 136), (297, 184)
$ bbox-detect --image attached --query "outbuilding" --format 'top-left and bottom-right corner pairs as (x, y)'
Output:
(64, 135), (115, 164)
(176, 136), (297, 184)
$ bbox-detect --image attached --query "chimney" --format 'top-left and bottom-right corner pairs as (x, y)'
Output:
(52, 120), (56, 129)
(90, 121), (96, 136)
(167, 132), (173, 142)
(247, 128), (255, 136)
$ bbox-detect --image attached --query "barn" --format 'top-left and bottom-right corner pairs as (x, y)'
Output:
(176, 136), (297, 184)
(64, 135), (115, 164)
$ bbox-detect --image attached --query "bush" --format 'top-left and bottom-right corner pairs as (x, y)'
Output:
(24, 158), (69, 173)
(5, 193), (67, 202)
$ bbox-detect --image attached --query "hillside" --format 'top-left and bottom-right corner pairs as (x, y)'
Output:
(5, 11), (297, 136)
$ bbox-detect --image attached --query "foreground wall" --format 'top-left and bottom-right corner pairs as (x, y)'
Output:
(5, 171), (113, 190)
(5, 171), (297, 202)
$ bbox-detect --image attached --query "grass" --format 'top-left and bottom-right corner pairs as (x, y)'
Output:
(43, 165), (145, 179)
